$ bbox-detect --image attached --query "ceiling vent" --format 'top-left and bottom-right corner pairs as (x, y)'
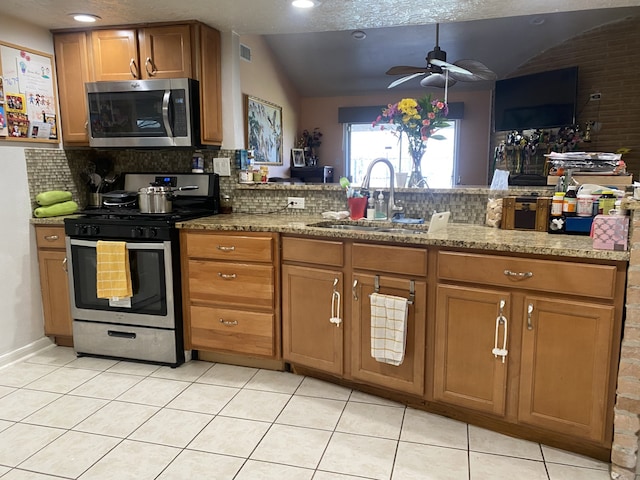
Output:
(240, 44), (251, 62)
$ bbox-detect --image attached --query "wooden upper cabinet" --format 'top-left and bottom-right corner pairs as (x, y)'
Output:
(53, 32), (92, 145)
(197, 24), (222, 144)
(138, 25), (193, 79)
(91, 25), (192, 81)
(91, 29), (139, 80)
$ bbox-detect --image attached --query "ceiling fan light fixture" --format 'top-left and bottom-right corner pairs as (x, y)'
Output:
(70, 13), (101, 23)
(292, 0), (317, 8)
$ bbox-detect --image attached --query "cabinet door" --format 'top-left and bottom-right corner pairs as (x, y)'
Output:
(282, 265), (343, 375)
(350, 273), (426, 395)
(91, 29), (140, 80)
(37, 249), (73, 338)
(53, 32), (91, 145)
(138, 25), (192, 79)
(519, 297), (615, 442)
(196, 24), (222, 144)
(434, 285), (511, 416)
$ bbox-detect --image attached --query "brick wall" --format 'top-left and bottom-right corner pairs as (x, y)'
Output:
(612, 209), (640, 480)
(493, 15), (640, 179)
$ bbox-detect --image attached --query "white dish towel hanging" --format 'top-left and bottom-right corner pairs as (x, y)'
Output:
(370, 292), (408, 366)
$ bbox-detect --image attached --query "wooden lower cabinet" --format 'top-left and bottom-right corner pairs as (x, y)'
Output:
(351, 273), (426, 395)
(518, 296), (615, 442)
(181, 231), (279, 359)
(433, 285), (511, 416)
(35, 226), (73, 342)
(281, 264), (344, 375)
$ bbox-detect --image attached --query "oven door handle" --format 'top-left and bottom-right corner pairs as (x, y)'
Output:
(68, 239), (169, 251)
(108, 330), (137, 339)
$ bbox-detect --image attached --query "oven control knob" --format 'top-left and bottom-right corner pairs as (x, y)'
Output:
(146, 228), (158, 238)
(132, 227), (144, 238)
(90, 225), (100, 236)
(77, 225), (89, 235)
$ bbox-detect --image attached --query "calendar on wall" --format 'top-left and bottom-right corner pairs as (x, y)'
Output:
(0, 41), (59, 142)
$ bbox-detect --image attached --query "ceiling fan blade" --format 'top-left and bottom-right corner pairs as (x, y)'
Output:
(386, 66), (429, 76)
(449, 59), (498, 81)
(387, 72), (425, 89)
(420, 74), (457, 88)
(429, 58), (472, 76)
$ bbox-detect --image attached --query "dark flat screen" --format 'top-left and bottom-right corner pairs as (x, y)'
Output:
(494, 66), (578, 132)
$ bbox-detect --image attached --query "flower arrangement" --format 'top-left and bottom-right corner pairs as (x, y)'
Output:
(372, 94), (449, 160)
(297, 127), (323, 150)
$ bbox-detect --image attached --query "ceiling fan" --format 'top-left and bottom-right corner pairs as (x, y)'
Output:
(386, 23), (497, 89)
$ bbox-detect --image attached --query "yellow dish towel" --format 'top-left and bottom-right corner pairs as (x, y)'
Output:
(370, 292), (408, 366)
(96, 241), (133, 299)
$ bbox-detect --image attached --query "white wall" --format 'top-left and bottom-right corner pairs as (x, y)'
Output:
(0, 16), (57, 360)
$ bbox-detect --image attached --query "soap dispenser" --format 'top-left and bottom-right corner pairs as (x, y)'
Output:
(366, 195), (376, 220)
(375, 190), (387, 220)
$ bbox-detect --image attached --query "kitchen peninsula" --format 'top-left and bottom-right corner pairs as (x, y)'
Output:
(175, 210), (628, 462)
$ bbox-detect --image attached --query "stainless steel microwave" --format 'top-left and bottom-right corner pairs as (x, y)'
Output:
(86, 78), (200, 148)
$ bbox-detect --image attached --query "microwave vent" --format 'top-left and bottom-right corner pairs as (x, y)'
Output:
(240, 44), (252, 62)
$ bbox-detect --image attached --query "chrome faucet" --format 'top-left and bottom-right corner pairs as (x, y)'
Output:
(360, 157), (403, 219)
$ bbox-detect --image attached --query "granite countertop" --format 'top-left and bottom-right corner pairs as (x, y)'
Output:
(177, 213), (629, 261)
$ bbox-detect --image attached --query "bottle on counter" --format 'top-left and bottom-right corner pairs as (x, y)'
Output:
(551, 192), (565, 217)
(220, 194), (232, 214)
(191, 150), (204, 173)
(562, 186), (577, 217)
(366, 195), (376, 220)
(549, 192), (566, 234)
(375, 191), (387, 220)
(598, 190), (616, 215)
(577, 194), (593, 217)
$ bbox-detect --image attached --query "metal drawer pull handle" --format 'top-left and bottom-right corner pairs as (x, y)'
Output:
(62, 257), (68, 273)
(219, 319), (238, 326)
(108, 330), (136, 339)
(352, 279), (358, 301)
(217, 273), (237, 280)
(44, 235), (59, 241)
(503, 269), (533, 279)
(492, 299), (508, 363)
(216, 245), (235, 252)
(527, 303), (534, 330)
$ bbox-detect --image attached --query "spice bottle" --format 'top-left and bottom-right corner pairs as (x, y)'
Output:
(220, 194), (232, 214)
(562, 186), (577, 217)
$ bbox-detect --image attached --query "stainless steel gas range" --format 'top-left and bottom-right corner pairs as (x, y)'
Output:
(64, 172), (219, 367)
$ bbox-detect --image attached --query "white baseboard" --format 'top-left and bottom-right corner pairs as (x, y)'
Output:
(0, 337), (55, 369)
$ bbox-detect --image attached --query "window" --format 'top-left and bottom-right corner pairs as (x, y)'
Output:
(346, 121), (458, 188)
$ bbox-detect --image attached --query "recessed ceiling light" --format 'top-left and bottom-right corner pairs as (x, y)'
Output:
(351, 30), (367, 40)
(292, 0), (316, 8)
(70, 13), (101, 23)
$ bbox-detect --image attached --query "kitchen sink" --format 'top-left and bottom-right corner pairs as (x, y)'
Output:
(309, 222), (425, 234)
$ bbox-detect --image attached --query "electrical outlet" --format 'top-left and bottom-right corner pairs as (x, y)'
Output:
(589, 92), (602, 101)
(287, 196), (305, 209)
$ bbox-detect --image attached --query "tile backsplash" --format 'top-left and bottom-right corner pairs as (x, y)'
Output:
(24, 148), (553, 225)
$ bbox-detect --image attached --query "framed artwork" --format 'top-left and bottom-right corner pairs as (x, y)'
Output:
(291, 148), (305, 167)
(244, 94), (283, 165)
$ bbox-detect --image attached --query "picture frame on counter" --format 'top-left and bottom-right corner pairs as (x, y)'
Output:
(244, 94), (283, 165)
(291, 148), (305, 167)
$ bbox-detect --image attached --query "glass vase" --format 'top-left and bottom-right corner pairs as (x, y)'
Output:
(407, 147), (427, 188)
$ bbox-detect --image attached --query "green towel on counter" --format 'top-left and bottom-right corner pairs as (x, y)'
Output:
(36, 190), (73, 206)
(33, 200), (78, 218)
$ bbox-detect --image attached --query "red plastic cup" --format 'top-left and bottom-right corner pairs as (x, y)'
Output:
(347, 197), (367, 220)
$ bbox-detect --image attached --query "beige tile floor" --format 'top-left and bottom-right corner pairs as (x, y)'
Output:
(0, 346), (614, 479)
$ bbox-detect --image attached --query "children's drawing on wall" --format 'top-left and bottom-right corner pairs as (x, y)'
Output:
(0, 104), (7, 137)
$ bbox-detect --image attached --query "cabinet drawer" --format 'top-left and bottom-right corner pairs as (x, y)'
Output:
(352, 243), (427, 276)
(35, 226), (66, 249)
(190, 305), (274, 357)
(185, 232), (274, 262)
(188, 260), (274, 308)
(437, 251), (617, 300)
(282, 236), (343, 267)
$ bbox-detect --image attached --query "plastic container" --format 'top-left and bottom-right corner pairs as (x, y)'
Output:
(551, 192), (565, 217)
(191, 151), (204, 173)
(220, 194), (232, 214)
(562, 186), (577, 217)
(577, 194), (593, 217)
(598, 191), (616, 215)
